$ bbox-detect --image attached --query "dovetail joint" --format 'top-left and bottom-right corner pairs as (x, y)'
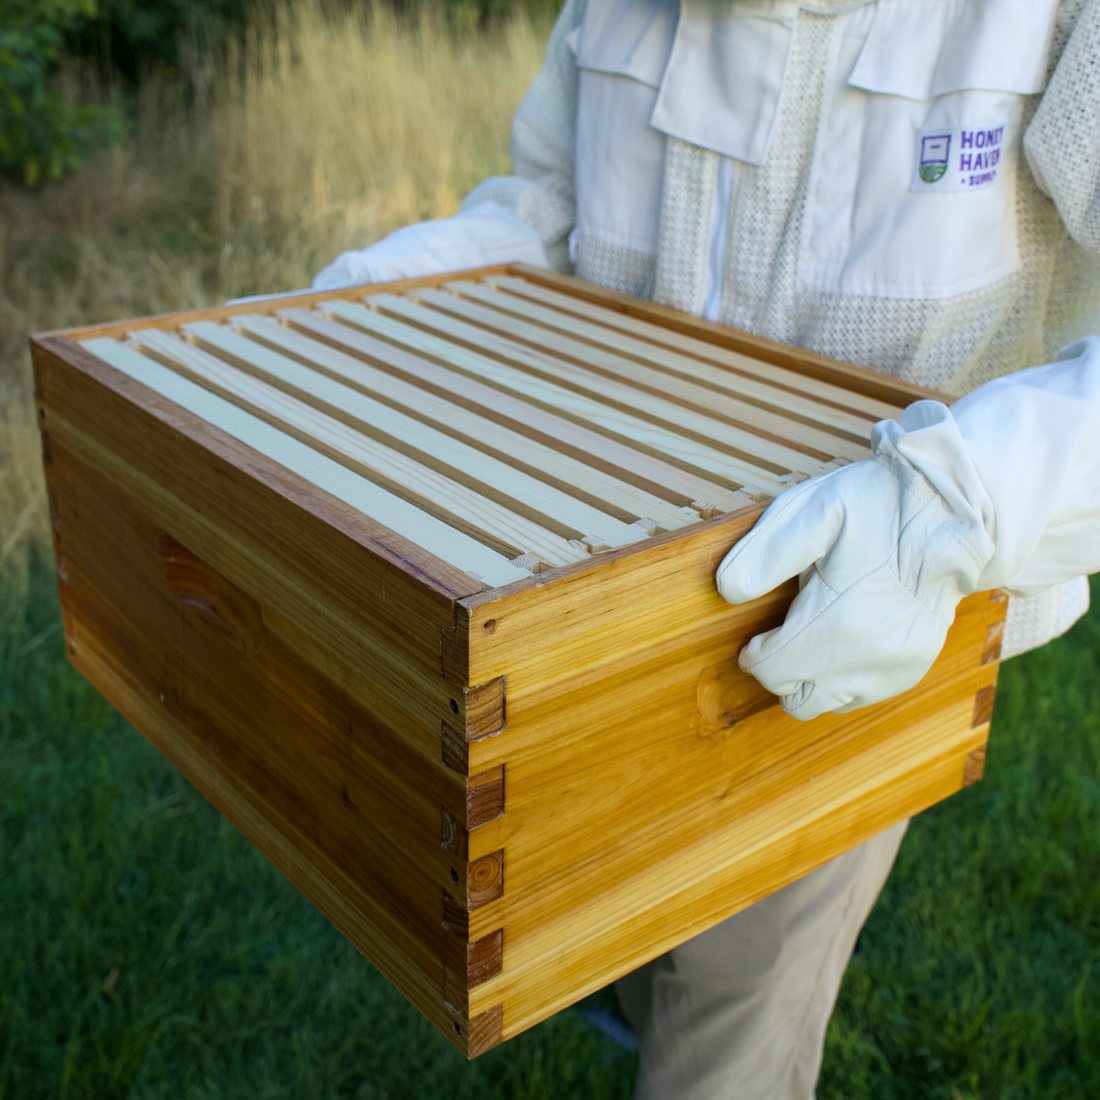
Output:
(972, 684), (997, 728)
(442, 1000), (504, 1059)
(981, 621), (1005, 666)
(468, 850), (504, 910)
(441, 721), (469, 775)
(440, 808), (467, 858)
(467, 765), (504, 828)
(963, 743), (987, 787)
(441, 889), (504, 1058)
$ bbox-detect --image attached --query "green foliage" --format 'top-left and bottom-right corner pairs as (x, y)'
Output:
(433, 0), (565, 34)
(68, 0), (564, 79)
(67, 0), (256, 79)
(1, 0), (561, 185)
(1, 561), (1096, 1096)
(0, 0), (123, 185)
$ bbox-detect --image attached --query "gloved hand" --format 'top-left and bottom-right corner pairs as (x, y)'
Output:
(311, 201), (550, 291)
(716, 338), (1100, 720)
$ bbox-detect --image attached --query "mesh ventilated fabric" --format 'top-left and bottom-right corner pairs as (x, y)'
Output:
(1002, 572), (1091, 659)
(575, 236), (657, 298)
(652, 138), (719, 315)
(465, 0), (1096, 657)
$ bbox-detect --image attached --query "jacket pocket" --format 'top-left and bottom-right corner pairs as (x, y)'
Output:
(650, 0), (796, 167)
(798, 0), (1060, 301)
(568, 0), (678, 256)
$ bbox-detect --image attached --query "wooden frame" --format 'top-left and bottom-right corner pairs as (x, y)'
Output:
(31, 265), (1002, 1056)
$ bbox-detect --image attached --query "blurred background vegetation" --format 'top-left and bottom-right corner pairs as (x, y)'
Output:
(1, 2), (1098, 1097)
(0, 0), (560, 188)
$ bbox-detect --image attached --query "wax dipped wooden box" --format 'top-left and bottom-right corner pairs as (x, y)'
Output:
(30, 265), (1005, 1056)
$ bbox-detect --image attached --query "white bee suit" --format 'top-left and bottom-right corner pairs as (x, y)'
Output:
(312, 1), (1100, 1095)
(314, 0), (1099, 663)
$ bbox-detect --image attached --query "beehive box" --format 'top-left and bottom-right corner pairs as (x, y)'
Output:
(30, 265), (1005, 1056)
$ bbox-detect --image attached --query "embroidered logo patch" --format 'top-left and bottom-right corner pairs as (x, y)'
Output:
(910, 124), (1007, 193)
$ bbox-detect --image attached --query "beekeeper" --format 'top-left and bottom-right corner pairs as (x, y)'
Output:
(314, 0), (1100, 1096)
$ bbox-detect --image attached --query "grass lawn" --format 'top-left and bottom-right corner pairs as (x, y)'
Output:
(1, 561), (1097, 1099)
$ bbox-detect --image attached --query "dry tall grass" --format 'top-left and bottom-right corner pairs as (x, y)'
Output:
(0, 2), (546, 600)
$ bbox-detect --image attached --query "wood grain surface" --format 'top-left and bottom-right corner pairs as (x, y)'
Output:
(480, 275), (896, 428)
(31, 264), (1004, 1057)
(279, 306), (751, 511)
(511, 265), (954, 408)
(348, 296), (802, 493)
(229, 313), (694, 532)
(415, 285), (871, 462)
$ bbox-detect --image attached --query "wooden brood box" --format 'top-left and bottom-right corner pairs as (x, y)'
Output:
(30, 265), (1004, 1056)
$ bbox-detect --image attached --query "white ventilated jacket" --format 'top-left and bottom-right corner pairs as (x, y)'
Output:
(316, 0), (1100, 657)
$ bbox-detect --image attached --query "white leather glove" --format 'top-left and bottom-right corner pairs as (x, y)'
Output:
(716, 337), (1100, 721)
(310, 201), (550, 291)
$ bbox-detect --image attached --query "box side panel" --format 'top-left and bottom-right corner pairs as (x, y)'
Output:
(34, 338), (512, 1055)
(461, 507), (765, 691)
(462, 521), (1004, 1039)
(32, 335), (492, 756)
(487, 696), (988, 1036)
(72, 638), (452, 1034)
(43, 436), (473, 1027)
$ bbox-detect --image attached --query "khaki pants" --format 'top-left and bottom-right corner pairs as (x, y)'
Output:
(616, 821), (909, 1100)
